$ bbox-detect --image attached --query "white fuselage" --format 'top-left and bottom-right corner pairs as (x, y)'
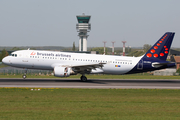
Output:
(2, 50), (142, 75)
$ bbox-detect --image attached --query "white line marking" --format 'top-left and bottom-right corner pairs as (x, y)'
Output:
(0, 85), (180, 89)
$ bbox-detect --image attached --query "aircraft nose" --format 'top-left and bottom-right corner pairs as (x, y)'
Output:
(2, 57), (9, 65)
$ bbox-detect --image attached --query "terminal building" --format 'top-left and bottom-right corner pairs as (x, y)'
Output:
(76, 14), (91, 51)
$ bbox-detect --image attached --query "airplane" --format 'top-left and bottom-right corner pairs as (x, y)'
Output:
(2, 32), (176, 81)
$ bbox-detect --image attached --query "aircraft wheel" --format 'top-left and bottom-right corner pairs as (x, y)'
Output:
(80, 76), (87, 82)
(22, 75), (26, 79)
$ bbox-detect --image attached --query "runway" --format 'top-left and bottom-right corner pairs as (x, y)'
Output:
(0, 78), (180, 89)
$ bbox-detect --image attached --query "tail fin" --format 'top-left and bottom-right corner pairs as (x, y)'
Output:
(144, 32), (175, 61)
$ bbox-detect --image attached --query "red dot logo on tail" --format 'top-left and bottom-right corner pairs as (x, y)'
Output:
(153, 54), (158, 58)
(165, 51), (168, 54)
(154, 46), (158, 49)
(160, 53), (164, 56)
(150, 49), (155, 53)
(146, 53), (152, 58)
(157, 43), (160, 46)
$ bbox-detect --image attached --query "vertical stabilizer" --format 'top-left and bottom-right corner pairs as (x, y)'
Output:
(144, 32), (175, 61)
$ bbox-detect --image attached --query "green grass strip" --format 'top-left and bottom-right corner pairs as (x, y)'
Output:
(0, 88), (180, 120)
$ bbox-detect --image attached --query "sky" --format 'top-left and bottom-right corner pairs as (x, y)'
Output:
(0, 0), (180, 48)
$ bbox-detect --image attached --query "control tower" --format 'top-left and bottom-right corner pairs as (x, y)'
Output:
(76, 14), (91, 51)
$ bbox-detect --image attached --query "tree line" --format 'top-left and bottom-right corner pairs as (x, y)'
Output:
(0, 49), (9, 62)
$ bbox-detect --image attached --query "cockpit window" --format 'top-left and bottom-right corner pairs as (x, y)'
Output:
(10, 54), (17, 57)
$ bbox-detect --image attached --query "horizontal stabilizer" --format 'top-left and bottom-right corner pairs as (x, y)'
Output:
(152, 62), (175, 68)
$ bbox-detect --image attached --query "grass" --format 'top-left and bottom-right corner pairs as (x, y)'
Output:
(0, 63), (8, 69)
(0, 88), (180, 120)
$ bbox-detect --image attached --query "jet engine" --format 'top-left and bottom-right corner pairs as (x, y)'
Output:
(54, 66), (71, 77)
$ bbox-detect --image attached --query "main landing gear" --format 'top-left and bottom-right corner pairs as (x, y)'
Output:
(80, 75), (87, 82)
(22, 69), (27, 79)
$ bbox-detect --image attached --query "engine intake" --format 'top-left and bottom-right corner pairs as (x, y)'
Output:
(54, 66), (71, 77)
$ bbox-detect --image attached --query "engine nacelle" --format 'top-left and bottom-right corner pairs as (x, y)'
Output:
(54, 66), (71, 77)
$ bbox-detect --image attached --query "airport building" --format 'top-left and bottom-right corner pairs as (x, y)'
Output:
(76, 14), (91, 51)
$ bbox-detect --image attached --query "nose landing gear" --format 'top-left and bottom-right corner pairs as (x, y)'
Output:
(22, 69), (27, 79)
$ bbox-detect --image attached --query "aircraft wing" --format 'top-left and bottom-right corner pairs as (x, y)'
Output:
(69, 63), (106, 74)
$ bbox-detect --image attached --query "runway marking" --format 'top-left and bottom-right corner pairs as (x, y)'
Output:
(0, 85), (180, 89)
(1, 79), (180, 89)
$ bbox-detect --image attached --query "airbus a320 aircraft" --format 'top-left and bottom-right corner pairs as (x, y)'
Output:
(2, 32), (176, 81)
